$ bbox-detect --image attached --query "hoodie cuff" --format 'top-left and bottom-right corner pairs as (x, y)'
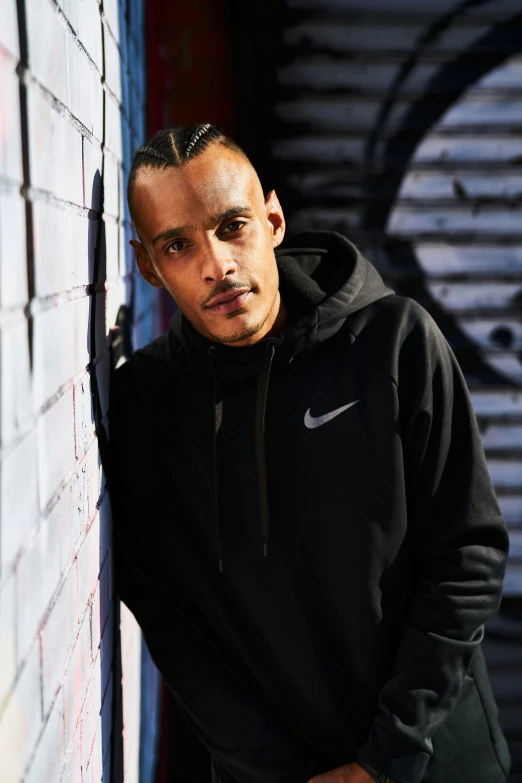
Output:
(357, 724), (430, 783)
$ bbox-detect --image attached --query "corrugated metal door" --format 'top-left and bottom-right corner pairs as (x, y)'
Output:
(233, 0), (522, 777)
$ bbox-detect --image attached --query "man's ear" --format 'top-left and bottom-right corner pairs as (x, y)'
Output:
(264, 190), (286, 248)
(129, 239), (165, 289)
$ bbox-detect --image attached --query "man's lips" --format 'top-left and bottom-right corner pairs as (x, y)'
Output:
(206, 288), (251, 313)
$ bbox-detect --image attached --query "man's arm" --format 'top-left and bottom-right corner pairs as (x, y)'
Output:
(355, 305), (510, 783)
(107, 364), (327, 783)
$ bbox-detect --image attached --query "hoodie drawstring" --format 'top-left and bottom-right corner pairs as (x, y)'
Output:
(209, 340), (276, 573)
(209, 346), (225, 572)
(255, 341), (276, 559)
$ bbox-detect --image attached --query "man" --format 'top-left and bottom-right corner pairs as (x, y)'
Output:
(108, 123), (511, 783)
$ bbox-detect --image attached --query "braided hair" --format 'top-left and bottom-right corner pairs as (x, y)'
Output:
(127, 124), (249, 202)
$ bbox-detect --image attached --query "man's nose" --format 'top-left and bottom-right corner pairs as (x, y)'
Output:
(200, 238), (238, 281)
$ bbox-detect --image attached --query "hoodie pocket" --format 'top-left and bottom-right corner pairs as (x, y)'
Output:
(423, 669), (508, 783)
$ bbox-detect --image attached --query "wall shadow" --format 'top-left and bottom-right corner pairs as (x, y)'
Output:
(87, 168), (125, 783)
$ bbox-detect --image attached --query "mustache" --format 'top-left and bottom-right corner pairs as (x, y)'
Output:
(204, 281), (252, 306)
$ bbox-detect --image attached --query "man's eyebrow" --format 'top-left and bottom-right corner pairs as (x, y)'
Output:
(152, 226), (191, 246)
(151, 206), (254, 247)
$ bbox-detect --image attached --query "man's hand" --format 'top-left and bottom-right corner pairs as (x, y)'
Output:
(307, 762), (375, 782)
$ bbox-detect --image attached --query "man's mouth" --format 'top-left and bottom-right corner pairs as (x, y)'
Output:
(206, 288), (251, 314)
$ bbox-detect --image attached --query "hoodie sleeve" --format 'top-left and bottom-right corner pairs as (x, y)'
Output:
(107, 364), (327, 783)
(356, 303), (510, 783)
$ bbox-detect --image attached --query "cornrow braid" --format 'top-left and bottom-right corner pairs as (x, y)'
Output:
(184, 123), (212, 159)
(135, 145), (170, 163)
(127, 124), (251, 204)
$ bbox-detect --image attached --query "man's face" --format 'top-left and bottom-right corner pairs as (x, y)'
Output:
(129, 144), (287, 346)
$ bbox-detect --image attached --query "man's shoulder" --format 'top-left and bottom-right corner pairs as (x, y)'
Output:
(350, 292), (439, 342)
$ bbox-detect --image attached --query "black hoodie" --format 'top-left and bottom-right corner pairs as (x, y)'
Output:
(109, 231), (511, 783)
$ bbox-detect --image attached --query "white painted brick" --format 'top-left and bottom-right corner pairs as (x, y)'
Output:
(103, 0), (122, 45)
(37, 388), (76, 511)
(25, 695), (66, 783)
(83, 138), (104, 211)
(103, 218), (120, 281)
(61, 717), (82, 783)
(0, 318), (32, 449)
(62, 599), (92, 749)
(0, 0), (19, 60)
(0, 574), (17, 714)
(53, 476), (80, 574)
(68, 37), (103, 139)
(0, 190), (27, 310)
(0, 54), (23, 185)
(104, 91), (123, 161)
(40, 564), (78, 715)
(28, 85), (83, 205)
(74, 372), (94, 461)
(60, 0), (78, 33)
(104, 23), (122, 105)
(33, 295), (90, 411)
(74, 439), (100, 537)
(17, 506), (62, 663)
(0, 641), (42, 783)
(76, 512), (100, 615)
(76, 0), (103, 73)
(87, 715), (103, 783)
(106, 278), (126, 342)
(82, 661), (101, 769)
(33, 202), (90, 297)
(103, 154), (120, 220)
(0, 428), (39, 575)
(27, 0), (69, 108)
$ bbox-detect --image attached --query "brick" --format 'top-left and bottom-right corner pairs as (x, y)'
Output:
(54, 476), (80, 574)
(67, 37), (104, 140)
(104, 91), (123, 160)
(75, 0), (103, 73)
(188, 29), (229, 62)
(103, 0), (122, 45)
(76, 512), (101, 614)
(0, 0), (19, 59)
(61, 717), (82, 783)
(37, 387), (76, 510)
(33, 294), (90, 411)
(0, 641), (42, 783)
(25, 696), (66, 783)
(103, 218), (120, 282)
(86, 713), (103, 783)
(82, 663), (101, 769)
(83, 138), (104, 212)
(40, 564), (78, 715)
(167, 64), (208, 96)
(0, 574), (17, 714)
(74, 372), (94, 461)
(33, 201), (90, 297)
(62, 604), (92, 749)
(28, 85), (83, 205)
(0, 190), (27, 310)
(27, 0), (69, 108)
(104, 22), (122, 105)
(73, 439), (100, 536)
(17, 505), (62, 662)
(103, 154), (120, 220)
(0, 428), (39, 575)
(0, 53), (23, 185)
(0, 319), (32, 451)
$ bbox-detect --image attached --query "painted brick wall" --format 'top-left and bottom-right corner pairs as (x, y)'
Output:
(0, 0), (161, 781)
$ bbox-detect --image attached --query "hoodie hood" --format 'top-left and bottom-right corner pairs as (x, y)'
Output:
(139, 230), (394, 570)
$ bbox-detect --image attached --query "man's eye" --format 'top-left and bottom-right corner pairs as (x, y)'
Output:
(222, 220), (246, 234)
(167, 240), (186, 254)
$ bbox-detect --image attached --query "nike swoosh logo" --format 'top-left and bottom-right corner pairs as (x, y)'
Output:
(304, 399), (361, 429)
